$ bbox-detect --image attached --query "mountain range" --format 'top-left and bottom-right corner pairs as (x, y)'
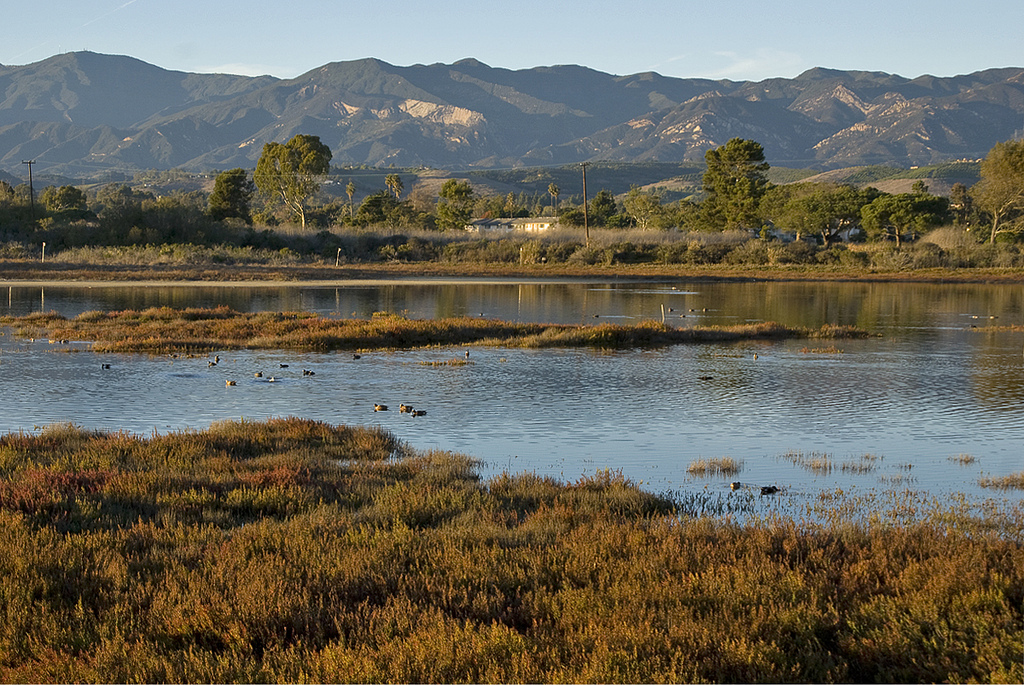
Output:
(1, 51), (1023, 179)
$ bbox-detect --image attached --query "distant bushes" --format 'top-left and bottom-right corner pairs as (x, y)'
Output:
(4, 220), (1024, 271)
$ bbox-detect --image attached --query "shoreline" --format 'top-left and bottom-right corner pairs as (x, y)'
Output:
(3, 260), (1024, 285)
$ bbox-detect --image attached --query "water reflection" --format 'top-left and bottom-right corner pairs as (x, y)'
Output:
(5, 280), (1022, 330)
(1, 280), (1022, 508)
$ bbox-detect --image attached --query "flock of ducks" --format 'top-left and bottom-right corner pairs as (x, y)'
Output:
(197, 352), (431, 418)
(374, 403), (427, 417)
(200, 359), (321, 385)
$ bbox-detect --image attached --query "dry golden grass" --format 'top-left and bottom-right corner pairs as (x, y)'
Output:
(686, 456), (742, 477)
(979, 471), (1024, 490)
(800, 345), (845, 354)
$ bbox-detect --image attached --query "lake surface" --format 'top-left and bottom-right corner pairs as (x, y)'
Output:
(2, 279), (1023, 511)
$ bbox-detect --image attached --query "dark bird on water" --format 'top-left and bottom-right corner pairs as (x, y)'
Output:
(760, 485), (779, 495)
(374, 404), (388, 412)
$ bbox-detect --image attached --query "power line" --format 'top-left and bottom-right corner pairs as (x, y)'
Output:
(580, 162), (590, 247)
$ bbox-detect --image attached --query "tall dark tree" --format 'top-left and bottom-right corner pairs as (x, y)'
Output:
(435, 179), (475, 231)
(207, 168), (255, 223)
(589, 189), (618, 227)
(701, 138), (770, 230)
(254, 134), (332, 229)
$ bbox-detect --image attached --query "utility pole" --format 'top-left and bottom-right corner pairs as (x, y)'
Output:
(580, 162), (590, 247)
(21, 160), (36, 221)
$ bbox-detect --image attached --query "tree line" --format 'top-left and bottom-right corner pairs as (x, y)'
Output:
(2, 135), (1023, 255)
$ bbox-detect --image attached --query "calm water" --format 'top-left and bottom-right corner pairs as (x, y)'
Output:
(2, 279), (1022, 508)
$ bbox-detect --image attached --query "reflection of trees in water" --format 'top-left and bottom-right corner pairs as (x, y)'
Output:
(969, 329), (1024, 412)
(8, 280), (1022, 334)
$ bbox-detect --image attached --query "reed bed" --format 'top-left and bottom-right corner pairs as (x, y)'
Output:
(0, 418), (1021, 683)
(686, 456), (742, 477)
(840, 454), (881, 474)
(418, 358), (472, 367)
(0, 307), (873, 355)
(800, 345), (845, 354)
(979, 471), (1024, 490)
(781, 450), (835, 475)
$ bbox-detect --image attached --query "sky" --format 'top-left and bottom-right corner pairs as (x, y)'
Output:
(2, 0), (1022, 82)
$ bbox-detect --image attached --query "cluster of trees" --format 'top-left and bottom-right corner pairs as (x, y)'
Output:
(2, 134), (1023, 255)
(692, 138), (969, 245)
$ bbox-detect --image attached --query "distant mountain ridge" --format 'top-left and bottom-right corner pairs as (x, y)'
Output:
(1, 51), (1022, 177)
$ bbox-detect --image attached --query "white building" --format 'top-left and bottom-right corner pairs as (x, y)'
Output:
(465, 217), (558, 234)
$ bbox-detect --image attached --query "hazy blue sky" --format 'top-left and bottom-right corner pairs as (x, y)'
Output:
(3, 0), (1021, 81)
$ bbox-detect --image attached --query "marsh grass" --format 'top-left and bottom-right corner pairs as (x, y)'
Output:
(979, 471), (1024, 490)
(781, 450), (834, 474)
(800, 345), (844, 354)
(0, 307), (873, 355)
(686, 456), (742, 477)
(950, 453), (978, 465)
(841, 454), (881, 474)
(0, 419), (1021, 683)
(418, 358), (472, 367)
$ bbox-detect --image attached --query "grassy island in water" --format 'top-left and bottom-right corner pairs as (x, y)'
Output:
(2, 306), (871, 355)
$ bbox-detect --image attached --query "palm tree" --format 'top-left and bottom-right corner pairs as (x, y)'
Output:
(385, 174), (404, 200)
(346, 181), (356, 217)
(548, 182), (560, 216)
